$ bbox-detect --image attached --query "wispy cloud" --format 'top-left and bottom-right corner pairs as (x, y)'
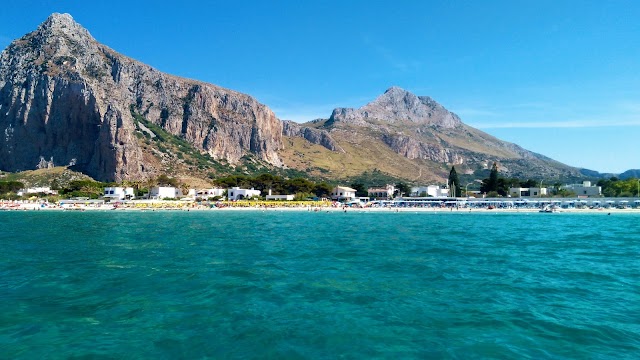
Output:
(501, 102), (551, 110)
(472, 118), (640, 129)
(362, 36), (420, 73)
(454, 108), (500, 117)
(616, 101), (640, 113)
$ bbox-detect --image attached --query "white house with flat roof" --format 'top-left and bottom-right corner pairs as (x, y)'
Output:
(103, 187), (135, 200)
(17, 187), (58, 197)
(149, 186), (182, 200)
(509, 187), (548, 198)
(331, 186), (357, 201)
(411, 185), (449, 197)
(227, 187), (261, 201)
(561, 181), (602, 197)
(265, 189), (294, 201)
(266, 194), (295, 201)
(190, 188), (225, 199)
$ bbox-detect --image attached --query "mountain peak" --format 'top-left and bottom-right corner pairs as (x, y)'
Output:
(44, 12), (75, 25)
(384, 86), (408, 94)
(372, 86), (420, 109)
(329, 87), (462, 128)
(34, 13), (94, 42)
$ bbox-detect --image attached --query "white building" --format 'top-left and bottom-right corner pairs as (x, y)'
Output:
(561, 181), (602, 197)
(264, 189), (294, 201)
(192, 188), (225, 200)
(103, 187), (135, 200)
(331, 186), (357, 201)
(410, 185), (449, 197)
(149, 186), (183, 200)
(368, 184), (395, 199)
(227, 187), (261, 201)
(266, 194), (295, 201)
(509, 187), (548, 198)
(17, 187), (58, 196)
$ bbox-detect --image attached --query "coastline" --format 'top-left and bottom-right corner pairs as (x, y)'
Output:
(2, 201), (639, 214)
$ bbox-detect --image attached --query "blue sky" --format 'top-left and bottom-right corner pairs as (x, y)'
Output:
(1, 1), (639, 173)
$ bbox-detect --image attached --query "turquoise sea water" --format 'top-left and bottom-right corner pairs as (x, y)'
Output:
(1, 210), (639, 359)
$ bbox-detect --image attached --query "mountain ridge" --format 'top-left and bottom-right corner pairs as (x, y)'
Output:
(280, 86), (582, 182)
(0, 13), (587, 184)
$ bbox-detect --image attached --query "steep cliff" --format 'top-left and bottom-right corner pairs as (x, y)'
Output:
(0, 13), (282, 181)
(281, 120), (343, 152)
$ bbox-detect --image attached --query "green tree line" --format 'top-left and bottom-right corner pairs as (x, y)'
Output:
(478, 163), (640, 198)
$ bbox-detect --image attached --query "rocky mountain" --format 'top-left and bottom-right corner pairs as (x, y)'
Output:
(580, 168), (640, 180)
(280, 87), (582, 183)
(1, 13), (585, 185)
(0, 13), (282, 182)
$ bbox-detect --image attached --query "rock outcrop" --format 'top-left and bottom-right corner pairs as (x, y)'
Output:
(381, 133), (463, 164)
(282, 120), (343, 152)
(0, 13), (282, 181)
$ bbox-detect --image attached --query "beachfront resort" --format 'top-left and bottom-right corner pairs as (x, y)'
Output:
(2, 181), (639, 212)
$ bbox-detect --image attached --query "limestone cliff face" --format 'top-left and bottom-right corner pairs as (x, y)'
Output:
(0, 13), (282, 181)
(282, 120), (343, 152)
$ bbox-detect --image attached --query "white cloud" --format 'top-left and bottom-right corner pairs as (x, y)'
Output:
(454, 108), (500, 117)
(471, 118), (640, 129)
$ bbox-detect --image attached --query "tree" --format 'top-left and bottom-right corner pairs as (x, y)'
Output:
(350, 182), (367, 197)
(448, 166), (461, 197)
(313, 183), (333, 198)
(284, 178), (314, 194)
(253, 173), (283, 193)
(156, 174), (179, 187)
(394, 182), (411, 198)
(0, 181), (24, 194)
(480, 162), (499, 194)
(496, 178), (509, 196)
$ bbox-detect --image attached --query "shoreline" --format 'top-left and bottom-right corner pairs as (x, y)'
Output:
(2, 202), (639, 214)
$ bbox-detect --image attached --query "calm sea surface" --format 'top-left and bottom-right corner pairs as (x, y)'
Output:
(1, 210), (639, 359)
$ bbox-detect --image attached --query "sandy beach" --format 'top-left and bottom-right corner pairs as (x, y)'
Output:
(2, 200), (639, 214)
